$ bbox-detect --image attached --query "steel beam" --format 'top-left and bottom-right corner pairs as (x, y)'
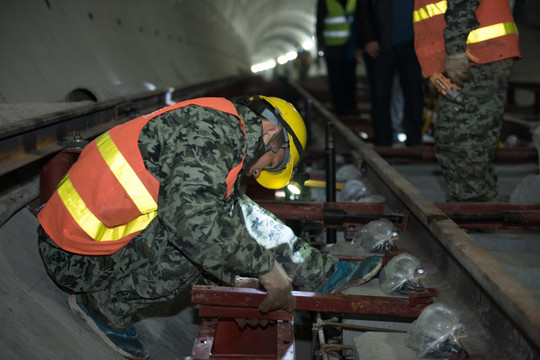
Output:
(191, 285), (433, 319)
(372, 146), (539, 164)
(256, 200), (407, 233)
(437, 202), (540, 229)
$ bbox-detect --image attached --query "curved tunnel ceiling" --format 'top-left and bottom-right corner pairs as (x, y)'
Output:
(250, 14), (316, 64)
(1, 0), (536, 105)
(217, 0), (317, 64)
(0, 0), (318, 104)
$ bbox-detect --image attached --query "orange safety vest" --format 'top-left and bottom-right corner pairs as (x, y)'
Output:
(38, 98), (246, 255)
(413, 0), (521, 78)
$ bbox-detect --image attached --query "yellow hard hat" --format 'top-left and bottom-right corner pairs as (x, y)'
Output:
(247, 96), (307, 189)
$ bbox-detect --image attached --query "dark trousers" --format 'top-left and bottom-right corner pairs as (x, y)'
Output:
(325, 57), (358, 116)
(364, 40), (424, 146)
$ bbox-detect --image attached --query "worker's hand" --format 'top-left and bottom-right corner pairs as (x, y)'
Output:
(364, 41), (380, 58)
(257, 260), (295, 314)
(445, 52), (470, 87)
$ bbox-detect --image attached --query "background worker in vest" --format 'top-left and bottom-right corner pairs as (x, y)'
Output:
(316, 0), (363, 117)
(413, 0), (521, 201)
(37, 95), (380, 360)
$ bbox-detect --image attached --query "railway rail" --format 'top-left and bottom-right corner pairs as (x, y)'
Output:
(0, 75), (538, 359)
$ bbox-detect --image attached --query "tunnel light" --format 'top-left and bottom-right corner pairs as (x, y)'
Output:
(251, 59), (277, 73)
(142, 82), (156, 91)
(250, 49), (300, 73)
(285, 51), (297, 61)
(302, 39), (314, 51)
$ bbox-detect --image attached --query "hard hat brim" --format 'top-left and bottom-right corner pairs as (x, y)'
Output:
(255, 160), (294, 190)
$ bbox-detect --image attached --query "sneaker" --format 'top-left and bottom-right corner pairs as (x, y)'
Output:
(319, 256), (383, 293)
(69, 294), (150, 360)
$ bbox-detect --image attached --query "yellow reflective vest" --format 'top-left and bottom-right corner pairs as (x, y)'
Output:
(323, 0), (357, 46)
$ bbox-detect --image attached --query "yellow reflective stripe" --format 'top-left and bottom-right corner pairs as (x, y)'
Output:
(413, 1), (446, 23)
(57, 173), (157, 241)
(467, 22), (518, 43)
(96, 132), (157, 213)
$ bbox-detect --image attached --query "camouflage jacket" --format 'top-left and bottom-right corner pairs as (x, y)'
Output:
(444, 0), (481, 54)
(136, 102), (276, 285)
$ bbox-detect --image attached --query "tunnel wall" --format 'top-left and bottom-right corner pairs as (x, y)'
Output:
(0, 0), (250, 103)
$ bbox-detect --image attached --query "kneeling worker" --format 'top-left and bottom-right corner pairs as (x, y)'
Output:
(37, 95), (375, 360)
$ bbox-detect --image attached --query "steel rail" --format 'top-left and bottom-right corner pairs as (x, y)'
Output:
(1, 76), (538, 358)
(0, 76), (252, 177)
(0, 76), (255, 226)
(288, 80), (539, 359)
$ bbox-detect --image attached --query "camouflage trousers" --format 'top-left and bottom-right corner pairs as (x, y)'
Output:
(434, 59), (514, 202)
(38, 222), (201, 331)
(38, 195), (337, 330)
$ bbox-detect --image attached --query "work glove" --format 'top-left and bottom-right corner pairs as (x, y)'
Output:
(445, 52), (469, 87)
(258, 260), (295, 314)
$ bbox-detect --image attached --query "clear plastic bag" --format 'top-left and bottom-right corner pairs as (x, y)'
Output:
(379, 253), (425, 295)
(336, 164), (362, 182)
(509, 125), (540, 203)
(406, 302), (467, 359)
(510, 174), (540, 203)
(357, 194), (386, 203)
(351, 218), (398, 253)
(338, 179), (370, 201)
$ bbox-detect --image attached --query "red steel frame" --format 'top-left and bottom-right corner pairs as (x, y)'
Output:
(257, 200), (540, 231)
(189, 285), (436, 359)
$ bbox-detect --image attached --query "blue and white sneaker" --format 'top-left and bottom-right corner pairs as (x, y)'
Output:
(68, 294), (150, 360)
(319, 256), (383, 293)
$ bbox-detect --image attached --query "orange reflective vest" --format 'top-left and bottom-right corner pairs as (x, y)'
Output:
(38, 98), (246, 255)
(413, 0), (521, 78)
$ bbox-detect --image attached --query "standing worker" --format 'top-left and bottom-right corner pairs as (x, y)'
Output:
(413, 0), (521, 201)
(316, 0), (362, 117)
(37, 95), (376, 360)
(359, 0), (426, 146)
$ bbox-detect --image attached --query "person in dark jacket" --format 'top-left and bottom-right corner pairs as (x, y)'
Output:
(359, 0), (425, 146)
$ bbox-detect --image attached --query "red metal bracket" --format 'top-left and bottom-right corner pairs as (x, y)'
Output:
(256, 200), (408, 231)
(191, 285), (433, 319)
(189, 285), (436, 359)
(436, 202), (540, 229)
(191, 318), (295, 360)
